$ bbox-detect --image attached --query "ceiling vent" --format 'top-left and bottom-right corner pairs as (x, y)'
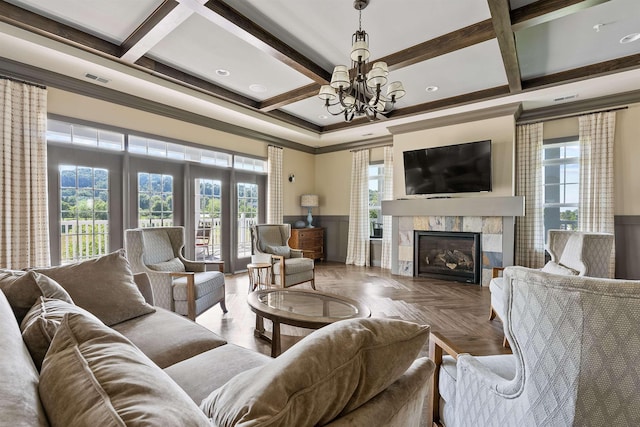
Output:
(553, 94), (578, 102)
(84, 73), (110, 84)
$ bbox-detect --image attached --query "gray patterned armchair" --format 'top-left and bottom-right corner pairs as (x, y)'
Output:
(490, 230), (614, 326)
(430, 266), (640, 427)
(250, 224), (315, 289)
(124, 226), (226, 320)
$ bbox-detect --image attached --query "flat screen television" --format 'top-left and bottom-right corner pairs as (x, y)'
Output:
(403, 140), (492, 195)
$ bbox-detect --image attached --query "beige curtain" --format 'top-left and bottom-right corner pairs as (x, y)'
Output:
(0, 78), (50, 268)
(578, 111), (616, 275)
(381, 146), (393, 269)
(267, 145), (283, 224)
(346, 149), (370, 266)
(515, 122), (545, 268)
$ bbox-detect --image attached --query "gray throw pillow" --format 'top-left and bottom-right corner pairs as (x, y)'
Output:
(39, 312), (210, 426)
(0, 270), (73, 324)
(147, 257), (186, 272)
(33, 250), (155, 326)
(201, 318), (430, 426)
(20, 297), (99, 370)
(265, 245), (291, 259)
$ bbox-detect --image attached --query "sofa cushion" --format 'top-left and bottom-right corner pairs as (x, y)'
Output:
(20, 297), (99, 370)
(112, 307), (227, 368)
(33, 250), (155, 326)
(147, 257), (186, 272)
(0, 269), (73, 323)
(165, 343), (272, 404)
(39, 312), (211, 426)
(541, 261), (579, 276)
(200, 318), (430, 427)
(172, 271), (225, 301)
(0, 291), (49, 426)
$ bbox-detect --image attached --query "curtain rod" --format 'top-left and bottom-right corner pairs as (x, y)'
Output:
(350, 143), (393, 152)
(517, 106), (628, 125)
(0, 75), (46, 89)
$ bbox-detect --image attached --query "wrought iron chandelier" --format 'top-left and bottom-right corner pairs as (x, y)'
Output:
(318, 0), (405, 122)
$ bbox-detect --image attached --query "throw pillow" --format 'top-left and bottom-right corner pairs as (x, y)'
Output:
(541, 261), (580, 276)
(200, 318), (430, 426)
(33, 249), (155, 326)
(39, 312), (211, 426)
(20, 297), (99, 370)
(265, 245), (291, 259)
(146, 257), (186, 272)
(0, 270), (73, 324)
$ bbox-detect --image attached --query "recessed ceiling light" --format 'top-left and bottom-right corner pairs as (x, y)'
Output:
(620, 33), (640, 44)
(249, 84), (267, 93)
(215, 69), (230, 77)
(425, 86), (439, 92)
(318, 115), (328, 120)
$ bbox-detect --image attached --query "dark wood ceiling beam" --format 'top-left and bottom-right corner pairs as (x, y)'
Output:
(323, 86), (511, 132)
(487, 0), (522, 92)
(0, 0), (120, 57)
(260, 20), (496, 111)
(511, 0), (610, 31)
(522, 53), (640, 90)
(199, 0), (331, 84)
(120, 0), (182, 62)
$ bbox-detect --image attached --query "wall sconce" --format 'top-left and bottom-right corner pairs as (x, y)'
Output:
(288, 173), (295, 183)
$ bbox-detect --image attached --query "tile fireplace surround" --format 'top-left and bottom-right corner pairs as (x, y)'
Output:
(382, 197), (524, 286)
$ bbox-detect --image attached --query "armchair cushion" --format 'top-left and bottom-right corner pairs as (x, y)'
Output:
(141, 229), (176, 264)
(272, 257), (314, 275)
(33, 250), (155, 326)
(147, 257), (186, 272)
(0, 270), (73, 324)
(172, 271), (225, 300)
(266, 245), (291, 258)
(201, 318), (429, 427)
(39, 312), (211, 426)
(541, 261), (579, 276)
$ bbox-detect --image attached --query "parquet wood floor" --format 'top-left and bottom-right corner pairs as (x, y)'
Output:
(197, 262), (511, 359)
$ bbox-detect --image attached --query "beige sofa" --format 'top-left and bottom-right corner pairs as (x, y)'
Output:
(0, 250), (434, 426)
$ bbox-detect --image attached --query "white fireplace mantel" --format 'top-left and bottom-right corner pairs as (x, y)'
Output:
(382, 196), (524, 218)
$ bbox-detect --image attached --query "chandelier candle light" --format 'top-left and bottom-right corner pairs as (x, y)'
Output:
(301, 194), (319, 228)
(318, 0), (405, 122)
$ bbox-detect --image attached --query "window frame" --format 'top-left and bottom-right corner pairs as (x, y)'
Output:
(368, 162), (384, 239)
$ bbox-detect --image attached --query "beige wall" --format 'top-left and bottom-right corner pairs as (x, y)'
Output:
(392, 115), (516, 198)
(282, 148), (315, 216)
(314, 150), (352, 216)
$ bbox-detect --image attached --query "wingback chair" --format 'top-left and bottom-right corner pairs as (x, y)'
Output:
(250, 224), (315, 289)
(430, 266), (640, 427)
(124, 226), (226, 320)
(490, 230), (614, 327)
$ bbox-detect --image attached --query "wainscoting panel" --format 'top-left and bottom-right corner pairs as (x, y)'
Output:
(284, 215), (350, 263)
(615, 215), (640, 279)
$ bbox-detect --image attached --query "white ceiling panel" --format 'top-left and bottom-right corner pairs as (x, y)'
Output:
(4, 0), (163, 44)
(516, 0), (640, 79)
(146, 13), (313, 101)
(221, 0), (492, 72)
(280, 97), (349, 127)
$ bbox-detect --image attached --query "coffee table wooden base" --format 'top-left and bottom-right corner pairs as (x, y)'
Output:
(253, 315), (281, 357)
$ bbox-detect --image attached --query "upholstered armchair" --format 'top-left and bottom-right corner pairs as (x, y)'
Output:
(490, 230), (614, 326)
(250, 224), (315, 289)
(124, 226), (226, 320)
(430, 266), (640, 427)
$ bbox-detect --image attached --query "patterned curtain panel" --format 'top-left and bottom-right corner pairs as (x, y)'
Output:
(346, 149), (370, 266)
(578, 111), (616, 275)
(267, 145), (283, 224)
(381, 146), (393, 270)
(0, 78), (50, 268)
(515, 122), (545, 268)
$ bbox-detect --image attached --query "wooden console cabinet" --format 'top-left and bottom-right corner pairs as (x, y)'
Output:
(289, 228), (324, 261)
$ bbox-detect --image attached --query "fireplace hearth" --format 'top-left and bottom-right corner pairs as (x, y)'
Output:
(414, 231), (481, 284)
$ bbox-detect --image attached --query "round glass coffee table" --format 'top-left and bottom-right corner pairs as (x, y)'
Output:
(247, 288), (371, 357)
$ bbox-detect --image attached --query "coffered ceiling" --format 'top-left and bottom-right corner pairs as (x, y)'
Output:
(1, 0), (639, 149)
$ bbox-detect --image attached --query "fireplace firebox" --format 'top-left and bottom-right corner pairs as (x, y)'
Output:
(414, 231), (481, 284)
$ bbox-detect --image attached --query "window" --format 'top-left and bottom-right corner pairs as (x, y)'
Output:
(543, 138), (579, 238)
(195, 178), (222, 260)
(47, 119), (124, 151)
(237, 182), (259, 258)
(369, 164), (384, 238)
(59, 165), (110, 263)
(137, 173), (173, 228)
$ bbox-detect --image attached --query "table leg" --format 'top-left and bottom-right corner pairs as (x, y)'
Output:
(271, 320), (281, 357)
